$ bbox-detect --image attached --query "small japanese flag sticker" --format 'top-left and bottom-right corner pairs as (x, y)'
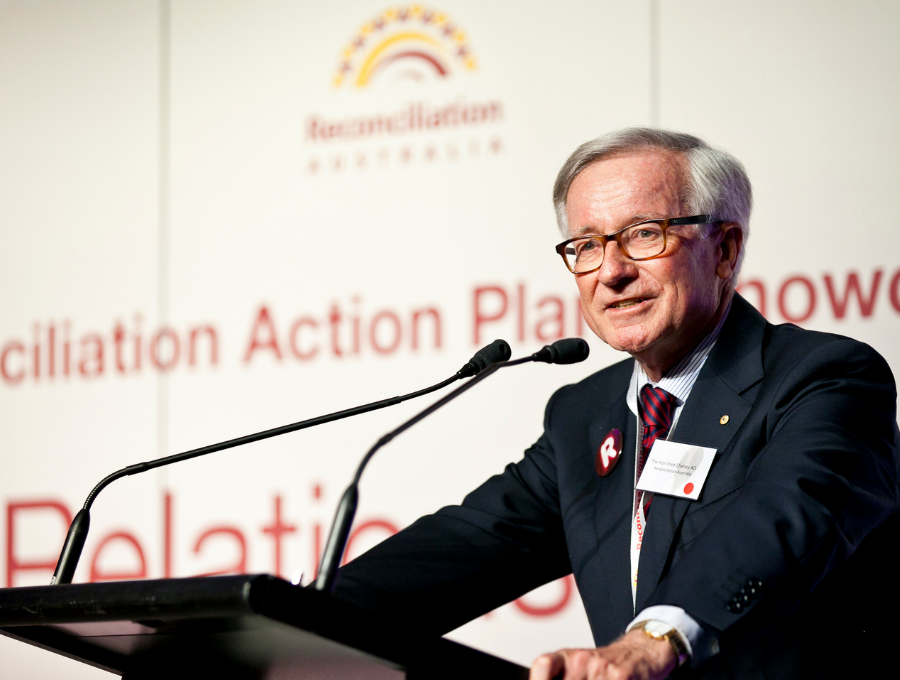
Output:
(596, 429), (623, 477)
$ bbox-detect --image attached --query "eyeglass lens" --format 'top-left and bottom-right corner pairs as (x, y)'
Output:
(564, 222), (666, 272)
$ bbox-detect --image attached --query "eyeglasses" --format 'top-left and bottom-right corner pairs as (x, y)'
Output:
(555, 215), (720, 274)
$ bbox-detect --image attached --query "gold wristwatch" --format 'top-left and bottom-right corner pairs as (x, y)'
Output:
(634, 620), (689, 667)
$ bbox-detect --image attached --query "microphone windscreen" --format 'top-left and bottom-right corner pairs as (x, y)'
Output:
(477, 338), (512, 367)
(458, 339), (512, 376)
(534, 338), (590, 364)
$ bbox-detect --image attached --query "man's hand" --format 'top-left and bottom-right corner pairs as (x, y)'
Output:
(529, 629), (678, 680)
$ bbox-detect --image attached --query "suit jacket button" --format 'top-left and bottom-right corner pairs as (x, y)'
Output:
(745, 577), (763, 597)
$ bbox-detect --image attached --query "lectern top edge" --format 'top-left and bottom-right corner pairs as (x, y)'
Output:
(0, 574), (529, 680)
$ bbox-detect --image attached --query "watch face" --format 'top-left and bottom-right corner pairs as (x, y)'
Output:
(638, 620), (689, 667)
(643, 621), (675, 637)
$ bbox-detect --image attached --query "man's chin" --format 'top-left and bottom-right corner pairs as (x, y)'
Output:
(601, 328), (655, 356)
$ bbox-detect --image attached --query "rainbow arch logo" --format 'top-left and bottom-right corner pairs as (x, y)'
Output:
(333, 6), (477, 88)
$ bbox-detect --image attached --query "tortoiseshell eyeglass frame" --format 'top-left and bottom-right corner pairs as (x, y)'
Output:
(555, 215), (721, 274)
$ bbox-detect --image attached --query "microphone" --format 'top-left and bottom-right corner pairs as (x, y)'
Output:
(50, 339), (512, 585)
(531, 337), (590, 365)
(314, 338), (590, 592)
(457, 338), (511, 377)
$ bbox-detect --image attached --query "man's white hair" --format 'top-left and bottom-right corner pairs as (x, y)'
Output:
(553, 127), (753, 276)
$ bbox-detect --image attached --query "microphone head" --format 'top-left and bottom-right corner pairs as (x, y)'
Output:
(458, 339), (512, 377)
(533, 338), (590, 365)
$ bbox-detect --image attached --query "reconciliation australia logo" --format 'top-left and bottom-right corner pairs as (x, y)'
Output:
(333, 6), (476, 88)
(306, 6), (504, 176)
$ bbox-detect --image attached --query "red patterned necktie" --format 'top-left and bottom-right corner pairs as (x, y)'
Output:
(638, 384), (677, 514)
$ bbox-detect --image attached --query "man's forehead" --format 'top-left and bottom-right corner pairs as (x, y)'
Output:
(566, 151), (687, 234)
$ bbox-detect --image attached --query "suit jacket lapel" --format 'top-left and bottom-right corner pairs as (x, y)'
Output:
(585, 383), (639, 625)
(635, 294), (767, 611)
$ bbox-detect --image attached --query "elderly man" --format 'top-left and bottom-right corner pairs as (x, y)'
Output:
(334, 128), (899, 679)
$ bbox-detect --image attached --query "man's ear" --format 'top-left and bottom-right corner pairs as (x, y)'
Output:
(716, 223), (744, 281)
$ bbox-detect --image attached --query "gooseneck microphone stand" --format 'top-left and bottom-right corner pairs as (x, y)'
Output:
(314, 338), (590, 593)
(50, 339), (512, 585)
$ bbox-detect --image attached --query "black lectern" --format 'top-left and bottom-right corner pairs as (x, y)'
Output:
(0, 575), (528, 679)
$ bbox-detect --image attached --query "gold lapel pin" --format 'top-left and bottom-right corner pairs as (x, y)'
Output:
(719, 415), (730, 425)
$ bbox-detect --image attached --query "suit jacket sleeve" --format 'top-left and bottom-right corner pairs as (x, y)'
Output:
(331, 387), (576, 635)
(644, 333), (899, 644)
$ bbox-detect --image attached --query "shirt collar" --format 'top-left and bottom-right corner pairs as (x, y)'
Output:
(626, 299), (732, 416)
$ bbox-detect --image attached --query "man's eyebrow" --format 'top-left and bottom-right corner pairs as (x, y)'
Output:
(571, 225), (599, 237)
(571, 214), (666, 237)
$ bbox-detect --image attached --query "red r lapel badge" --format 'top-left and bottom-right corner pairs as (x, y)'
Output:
(596, 429), (623, 477)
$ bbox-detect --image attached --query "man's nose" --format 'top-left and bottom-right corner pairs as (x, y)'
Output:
(596, 241), (637, 285)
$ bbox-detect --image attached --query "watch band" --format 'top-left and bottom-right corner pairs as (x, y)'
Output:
(634, 620), (690, 667)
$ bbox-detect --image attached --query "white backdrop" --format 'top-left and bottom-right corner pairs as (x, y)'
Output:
(2, 1), (899, 676)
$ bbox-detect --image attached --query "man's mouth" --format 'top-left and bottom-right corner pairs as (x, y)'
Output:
(608, 298), (647, 310)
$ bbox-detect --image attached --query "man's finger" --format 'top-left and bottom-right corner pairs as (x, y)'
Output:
(530, 651), (566, 680)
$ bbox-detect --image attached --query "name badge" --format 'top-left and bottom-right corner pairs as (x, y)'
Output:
(636, 440), (716, 500)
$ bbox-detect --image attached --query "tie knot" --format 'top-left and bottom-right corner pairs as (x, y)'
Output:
(640, 384), (677, 433)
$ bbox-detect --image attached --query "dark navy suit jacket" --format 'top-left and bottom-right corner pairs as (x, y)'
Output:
(334, 295), (900, 678)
